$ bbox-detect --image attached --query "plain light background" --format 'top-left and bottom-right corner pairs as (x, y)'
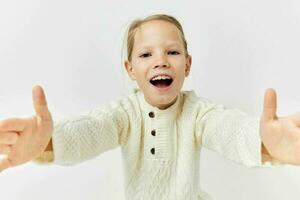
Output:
(0, 0), (300, 199)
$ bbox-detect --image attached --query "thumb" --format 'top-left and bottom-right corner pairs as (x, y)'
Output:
(262, 88), (277, 121)
(32, 85), (52, 121)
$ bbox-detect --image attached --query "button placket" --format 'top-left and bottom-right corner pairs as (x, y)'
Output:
(148, 111), (156, 156)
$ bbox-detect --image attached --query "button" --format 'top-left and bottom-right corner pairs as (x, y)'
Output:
(150, 148), (155, 154)
(148, 111), (155, 118)
(151, 130), (156, 136)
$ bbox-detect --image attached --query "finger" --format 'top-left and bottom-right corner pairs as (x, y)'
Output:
(0, 156), (11, 171)
(32, 85), (52, 121)
(0, 132), (19, 144)
(0, 144), (12, 155)
(0, 118), (27, 132)
(262, 88), (277, 121)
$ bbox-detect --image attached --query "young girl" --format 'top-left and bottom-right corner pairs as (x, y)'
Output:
(0, 14), (300, 200)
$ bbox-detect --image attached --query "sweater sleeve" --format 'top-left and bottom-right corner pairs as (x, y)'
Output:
(35, 99), (130, 166)
(196, 100), (283, 168)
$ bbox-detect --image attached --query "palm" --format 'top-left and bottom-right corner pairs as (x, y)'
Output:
(260, 88), (300, 165)
(7, 116), (53, 167)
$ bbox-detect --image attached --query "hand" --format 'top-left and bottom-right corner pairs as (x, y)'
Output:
(260, 88), (300, 165)
(0, 85), (53, 171)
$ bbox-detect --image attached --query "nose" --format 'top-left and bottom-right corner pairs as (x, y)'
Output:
(154, 54), (169, 68)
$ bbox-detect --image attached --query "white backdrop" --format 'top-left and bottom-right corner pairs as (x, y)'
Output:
(0, 0), (300, 199)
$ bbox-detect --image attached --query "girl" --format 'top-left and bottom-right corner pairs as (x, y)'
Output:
(0, 14), (300, 200)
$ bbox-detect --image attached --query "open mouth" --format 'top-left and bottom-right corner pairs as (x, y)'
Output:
(149, 75), (173, 88)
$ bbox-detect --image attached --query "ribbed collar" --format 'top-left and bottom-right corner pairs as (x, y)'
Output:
(133, 88), (182, 121)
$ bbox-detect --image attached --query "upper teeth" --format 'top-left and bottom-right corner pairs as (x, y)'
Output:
(151, 75), (172, 81)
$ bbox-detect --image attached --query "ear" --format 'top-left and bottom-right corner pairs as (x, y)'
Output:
(124, 60), (136, 81)
(184, 55), (192, 77)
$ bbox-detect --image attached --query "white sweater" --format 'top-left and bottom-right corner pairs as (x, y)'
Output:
(40, 88), (271, 200)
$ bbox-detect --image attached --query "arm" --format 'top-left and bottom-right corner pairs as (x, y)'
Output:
(196, 90), (288, 167)
(196, 101), (264, 167)
(35, 99), (130, 166)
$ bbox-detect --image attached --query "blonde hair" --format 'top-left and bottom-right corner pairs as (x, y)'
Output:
(125, 14), (189, 62)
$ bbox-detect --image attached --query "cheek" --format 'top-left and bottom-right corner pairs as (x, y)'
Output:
(133, 62), (149, 75)
(174, 65), (188, 83)
(132, 67), (148, 83)
(171, 57), (186, 67)
(173, 60), (187, 72)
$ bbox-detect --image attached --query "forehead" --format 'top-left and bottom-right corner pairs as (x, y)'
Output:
(133, 20), (183, 48)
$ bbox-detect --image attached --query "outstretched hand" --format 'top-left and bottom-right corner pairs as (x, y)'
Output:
(0, 85), (53, 171)
(260, 88), (300, 165)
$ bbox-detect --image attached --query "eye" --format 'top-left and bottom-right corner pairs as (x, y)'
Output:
(139, 53), (151, 58)
(168, 51), (180, 55)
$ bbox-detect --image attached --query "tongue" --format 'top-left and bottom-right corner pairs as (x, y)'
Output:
(155, 82), (169, 88)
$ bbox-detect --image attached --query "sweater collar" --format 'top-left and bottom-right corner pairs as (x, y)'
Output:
(134, 88), (182, 121)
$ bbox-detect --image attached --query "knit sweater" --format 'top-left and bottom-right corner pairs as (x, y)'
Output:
(37, 88), (274, 200)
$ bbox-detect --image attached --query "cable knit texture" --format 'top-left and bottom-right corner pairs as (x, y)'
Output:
(36, 88), (275, 200)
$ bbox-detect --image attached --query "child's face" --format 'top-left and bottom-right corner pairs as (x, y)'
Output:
(125, 20), (192, 110)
